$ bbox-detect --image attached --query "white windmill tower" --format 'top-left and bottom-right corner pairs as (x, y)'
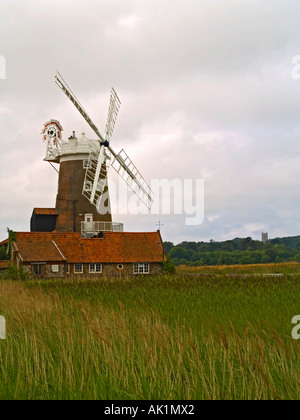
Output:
(41, 71), (154, 236)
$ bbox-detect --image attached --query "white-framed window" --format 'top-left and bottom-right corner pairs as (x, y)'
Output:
(52, 264), (59, 273)
(133, 263), (150, 275)
(117, 264), (124, 270)
(66, 264), (70, 274)
(83, 160), (92, 169)
(74, 263), (83, 274)
(84, 181), (92, 191)
(89, 263), (102, 273)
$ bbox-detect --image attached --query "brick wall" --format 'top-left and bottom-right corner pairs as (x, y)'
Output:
(20, 261), (163, 278)
(55, 160), (112, 233)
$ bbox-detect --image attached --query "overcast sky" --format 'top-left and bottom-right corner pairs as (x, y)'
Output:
(1, 0), (300, 244)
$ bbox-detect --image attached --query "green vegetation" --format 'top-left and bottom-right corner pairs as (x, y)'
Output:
(3, 262), (29, 281)
(162, 256), (176, 274)
(165, 235), (300, 266)
(0, 246), (9, 261)
(1, 270), (300, 400)
(0, 229), (15, 261)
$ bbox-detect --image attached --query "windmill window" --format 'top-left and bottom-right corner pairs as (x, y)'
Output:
(84, 181), (92, 191)
(89, 263), (102, 273)
(133, 263), (149, 275)
(83, 160), (91, 169)
(74, 263), (83, 274)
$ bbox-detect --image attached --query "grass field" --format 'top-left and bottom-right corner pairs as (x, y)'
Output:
(1, 264), (300, 400)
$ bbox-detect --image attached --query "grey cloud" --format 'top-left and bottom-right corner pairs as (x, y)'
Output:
(1, 0), (300, 243)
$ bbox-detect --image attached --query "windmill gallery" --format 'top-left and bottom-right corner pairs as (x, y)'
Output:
(2, 73), (165, 278)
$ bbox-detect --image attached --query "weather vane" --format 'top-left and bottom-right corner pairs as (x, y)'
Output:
(156, 220), (164, 231)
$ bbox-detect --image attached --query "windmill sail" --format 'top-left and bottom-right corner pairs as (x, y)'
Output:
(82, 145), (112, 208)
(112, 149), (154, 210)
(105, 88), (121, 143)
(55, 71), (105, 143)
(55, 71), (154, 211)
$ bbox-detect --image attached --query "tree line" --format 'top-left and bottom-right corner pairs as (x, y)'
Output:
(164, 236), (300, 266)
(2, 235), (300, 267)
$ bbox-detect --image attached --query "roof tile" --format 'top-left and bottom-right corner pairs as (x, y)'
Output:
(33, 208), (58, 216)
(13, 232), (164, 264)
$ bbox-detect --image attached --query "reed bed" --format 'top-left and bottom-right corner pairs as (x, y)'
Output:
(0, 273), (300, 400)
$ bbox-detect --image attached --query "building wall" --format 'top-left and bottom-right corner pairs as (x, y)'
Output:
(101, 263), (163, 276)
(151, 263), (164, 275)
(45, 263), (65, 278)
(22, 262), (66, 278)
(21, 261), (163, 278)
(30, 214), (57, 232)
(68, 262), (163, 277)
(55, 159), (112, 233)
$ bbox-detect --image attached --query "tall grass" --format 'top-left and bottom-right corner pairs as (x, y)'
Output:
(0, 273), (300, 399)
(178, 261), (300, 275)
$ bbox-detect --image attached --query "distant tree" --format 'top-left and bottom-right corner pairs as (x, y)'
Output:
(238, 237), (253, 251)
(221, 241), (235, 252)
(163, 257), (176, 274)
(198, 243), (208, 253)
(167, 234), (300, 267)
(169, 246), (195, 260)
(260, 252), (271, 264)
(217, 252), (227, 265)
(179, 241), (199, 251)
(163, 241), (175, 255)
(208, 240), (219, 252)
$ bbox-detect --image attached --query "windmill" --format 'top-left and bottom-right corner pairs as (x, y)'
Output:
(55, 71), (154, 214)
(38, 72), (154, 235)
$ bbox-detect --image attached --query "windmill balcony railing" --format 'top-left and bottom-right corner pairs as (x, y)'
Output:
(81, 221), (124, 237)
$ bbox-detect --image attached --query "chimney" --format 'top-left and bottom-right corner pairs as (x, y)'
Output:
(68, 131), (77, 140)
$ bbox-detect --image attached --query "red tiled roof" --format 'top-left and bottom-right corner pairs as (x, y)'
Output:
(14, 233), (65, 262)
(33, 208), (58, 216)
(14, 232), (164, 264)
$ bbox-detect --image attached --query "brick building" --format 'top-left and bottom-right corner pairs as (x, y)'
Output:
(11, 231), (165, 278)
(3, 109), (164, 278)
